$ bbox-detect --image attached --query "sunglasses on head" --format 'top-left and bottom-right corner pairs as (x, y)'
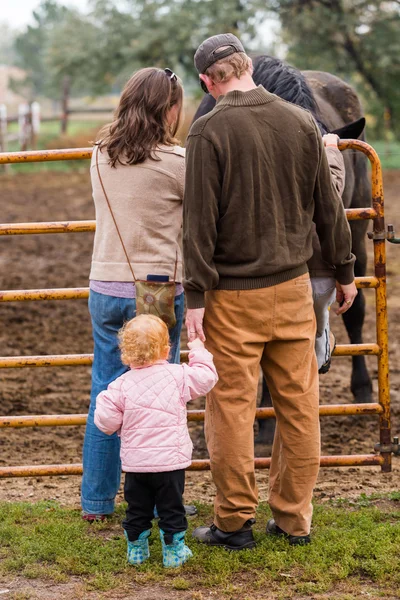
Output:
(200, 78), (209, 94)
(164, 68), (178, 83)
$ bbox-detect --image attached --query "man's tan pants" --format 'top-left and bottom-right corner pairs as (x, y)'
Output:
(204, 274), (320, 537)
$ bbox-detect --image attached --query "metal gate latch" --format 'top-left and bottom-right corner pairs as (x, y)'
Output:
(368, 224), (400, 243)
(374, 437), (400, 454)
(387, 224), (400, 244)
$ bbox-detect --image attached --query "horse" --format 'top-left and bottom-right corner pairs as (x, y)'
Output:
(192, 55), (373, 444)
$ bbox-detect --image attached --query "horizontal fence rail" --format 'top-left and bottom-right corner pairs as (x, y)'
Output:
(0, 355), (94, 368)
(0, 403), (383, 429)
(0, 139), (392, 477)
(0, 221), (96, 235)
(0, 288), (90, 301)
(0, 148), (92, 164)
(0, 211), (379, 237)
(0, 454), (384, 478)
(0, 343), (382, 369)
(345, 208), (377, 221)
(0, 277), (380, 303)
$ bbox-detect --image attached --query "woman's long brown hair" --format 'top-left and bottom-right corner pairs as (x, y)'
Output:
(98, 68), (183, 167)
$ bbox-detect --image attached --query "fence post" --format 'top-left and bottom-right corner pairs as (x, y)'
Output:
(61, 76), (70, 134)
(31, 102), (41, 150)
(0, 104), (9, 172)
(18, 102), (30, 151)
(0, 104), (7, 152)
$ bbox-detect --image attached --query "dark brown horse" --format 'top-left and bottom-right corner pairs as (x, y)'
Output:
(192, 55), (373, 443)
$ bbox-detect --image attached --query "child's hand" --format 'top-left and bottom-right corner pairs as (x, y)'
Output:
(188, 338), (205, 351)
(323, 133), (340, 148)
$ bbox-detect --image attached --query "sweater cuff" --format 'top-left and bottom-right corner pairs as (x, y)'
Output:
(188, 347), (214, 363)
(335, 262), (355, 286)
(185, 290), (205, 309)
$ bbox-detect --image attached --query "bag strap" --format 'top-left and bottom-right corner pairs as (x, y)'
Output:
(95, 144), (178, 283)
(95, 145), (137, 282)
(173, 253), (178, 282)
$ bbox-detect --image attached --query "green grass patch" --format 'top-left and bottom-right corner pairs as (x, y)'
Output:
(2, 119), (105, 174)
(7, 119), (103, 146)
(367, 139), (400, 170)
(0, 495), (399, 597)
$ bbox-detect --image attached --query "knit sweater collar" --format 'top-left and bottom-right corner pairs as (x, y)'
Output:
(216, 85), (276, 108)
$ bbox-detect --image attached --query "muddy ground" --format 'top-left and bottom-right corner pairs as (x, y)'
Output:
(0, 167), (399, 508)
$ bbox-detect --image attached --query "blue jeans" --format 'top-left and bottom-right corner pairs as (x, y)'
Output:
(81, 290), (184, 515)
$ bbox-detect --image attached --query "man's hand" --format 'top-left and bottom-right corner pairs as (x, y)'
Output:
(336, 281), (358, 315)
(186, 308), (205, 342)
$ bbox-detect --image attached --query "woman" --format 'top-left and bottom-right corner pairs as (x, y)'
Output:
(81, 67), (189, 520)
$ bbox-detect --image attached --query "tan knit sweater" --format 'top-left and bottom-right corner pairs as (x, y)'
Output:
(90, 144), (185, 283)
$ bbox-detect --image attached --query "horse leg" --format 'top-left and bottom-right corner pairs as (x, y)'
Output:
(255, 377), (276, 444)
(341, 254), (373, 403)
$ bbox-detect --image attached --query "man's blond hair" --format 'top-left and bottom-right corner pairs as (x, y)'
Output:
(205, 50), (252, 84)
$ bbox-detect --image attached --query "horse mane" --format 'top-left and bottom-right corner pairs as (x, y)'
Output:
(252, 55), (327, 133)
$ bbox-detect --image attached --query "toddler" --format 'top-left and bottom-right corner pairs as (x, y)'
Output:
(94, 314), (218, 568)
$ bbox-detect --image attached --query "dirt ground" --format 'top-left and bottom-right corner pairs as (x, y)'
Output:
(0, 167), (399, 509)
(1, 579), (399, 600)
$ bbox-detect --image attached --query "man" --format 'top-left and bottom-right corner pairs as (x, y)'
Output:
(183, 33), (357, 548)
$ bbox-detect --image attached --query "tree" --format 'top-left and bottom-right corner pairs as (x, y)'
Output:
(14, 0), (71, 99)
(266, 0), (400, 134)
(0, 23), (16, 65)
(117, 0), (265, 76)
(34, 0), (267, 98)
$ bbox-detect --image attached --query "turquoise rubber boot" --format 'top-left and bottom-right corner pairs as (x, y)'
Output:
(160, 529), (193, 568)
(124, 529), (151, 565)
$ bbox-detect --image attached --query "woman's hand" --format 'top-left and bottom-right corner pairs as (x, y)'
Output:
(186, 308), (206, 342)
(323, 133), (340, 148)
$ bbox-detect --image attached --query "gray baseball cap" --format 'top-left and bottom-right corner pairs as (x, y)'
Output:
(194, 33), (245, 74)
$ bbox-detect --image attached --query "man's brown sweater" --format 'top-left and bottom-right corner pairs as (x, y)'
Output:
(183, 86), (355, 309)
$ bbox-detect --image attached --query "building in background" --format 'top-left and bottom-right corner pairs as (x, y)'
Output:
(0, 65), (27, 111)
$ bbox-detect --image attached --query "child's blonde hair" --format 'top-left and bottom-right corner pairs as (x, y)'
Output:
(118, 315), (170, 367)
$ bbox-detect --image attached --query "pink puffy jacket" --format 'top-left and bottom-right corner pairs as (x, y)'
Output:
(94, 347), (218, 473)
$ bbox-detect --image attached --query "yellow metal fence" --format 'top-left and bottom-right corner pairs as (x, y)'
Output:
(0, 141), (394, 476)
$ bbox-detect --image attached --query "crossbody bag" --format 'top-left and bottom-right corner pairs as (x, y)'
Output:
(95, 146), (177, 329)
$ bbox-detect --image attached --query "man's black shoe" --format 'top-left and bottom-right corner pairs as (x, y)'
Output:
(184, 505), (198, 517)
(192, 519), (256, 550)
(266, 519), (311, 546)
